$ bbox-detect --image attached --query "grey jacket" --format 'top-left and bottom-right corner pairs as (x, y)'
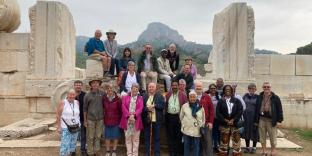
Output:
(83, 90), (105, 121)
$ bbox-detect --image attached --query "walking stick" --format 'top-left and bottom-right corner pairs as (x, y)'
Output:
(149, 111), (153, 156)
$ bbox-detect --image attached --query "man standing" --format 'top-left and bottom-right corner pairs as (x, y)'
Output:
(174, 64), (194, 94)
(142, 83), (165, 156)
(74, 80), (87, 155)
(83, 78), (105, 156)
(216, 78), (224, 95)
(104, 29), (119, 76)
(86, 30), (111, 75)
(194, 81), (214, 156)
(165, 81), (188, 156)
(255, 82), (283, 156)
(137, 43), (159, 92)
(157, 49), (175, 92)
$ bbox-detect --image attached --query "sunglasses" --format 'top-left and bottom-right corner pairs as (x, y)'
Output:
(263, 86), (271, 89)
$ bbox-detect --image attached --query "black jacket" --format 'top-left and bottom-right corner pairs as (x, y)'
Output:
(141, 92), (165, 125)
(216, 97), (243, 127)
(174, 73), (194, 93)
(254, 92), (283, 127)
(75, 91), (86, 124)
(137, 51), (158, 73)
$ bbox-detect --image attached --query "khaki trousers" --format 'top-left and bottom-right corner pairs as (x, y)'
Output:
(259, 117), (277, 148)
(87, 120), (104, 155)
(140, 71), (158, 90)
(125, 130), (141, 156)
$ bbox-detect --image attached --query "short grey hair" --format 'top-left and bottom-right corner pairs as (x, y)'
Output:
(263, 81), (271, 87)
(248, 83), (257, 89)
(188, 90), (197, 96)
(131, 83), (140, 89)
(128, 61), (135, 66)
(179, 79), (186, 85)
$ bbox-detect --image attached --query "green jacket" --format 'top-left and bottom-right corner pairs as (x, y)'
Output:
(137, 51), (159, 73)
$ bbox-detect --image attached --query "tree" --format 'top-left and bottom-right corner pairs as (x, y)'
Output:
(296, 42), (312, 55)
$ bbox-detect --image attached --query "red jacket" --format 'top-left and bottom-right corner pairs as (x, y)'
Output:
(103, 93), (122, 126)
(200, 93), (214, 124)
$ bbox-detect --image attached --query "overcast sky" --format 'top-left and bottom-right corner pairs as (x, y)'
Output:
(16, 0), (312, 54)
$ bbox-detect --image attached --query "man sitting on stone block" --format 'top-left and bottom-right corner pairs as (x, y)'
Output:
(157, 49), (175, 92)
(86, 29), (111, 76)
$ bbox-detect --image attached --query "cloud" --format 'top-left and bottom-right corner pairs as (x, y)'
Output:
(16, 0), (312, 54)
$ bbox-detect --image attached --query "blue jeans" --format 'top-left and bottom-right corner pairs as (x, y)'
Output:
(183, 135), (200, 156)
(212, 118), (220, 148)
(144, 122), (161, 156)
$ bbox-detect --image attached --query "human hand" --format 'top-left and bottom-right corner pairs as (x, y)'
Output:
(147, 105), (154, 112)
(57, 126), (61, 134)
(207, 123), (213, 130)
(276, 122), (282, 128)
(84, 122), (88, 128)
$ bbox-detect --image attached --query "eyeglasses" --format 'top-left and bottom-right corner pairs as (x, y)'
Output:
(263, 86), (271, 89)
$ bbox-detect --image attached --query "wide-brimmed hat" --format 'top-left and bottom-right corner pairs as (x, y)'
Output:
(106, 29), (117, 35)
(185, 56), (192, 61)
(88, 78), (102, 86)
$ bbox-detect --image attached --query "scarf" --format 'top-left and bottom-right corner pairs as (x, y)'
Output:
(189, 101), (201, 118)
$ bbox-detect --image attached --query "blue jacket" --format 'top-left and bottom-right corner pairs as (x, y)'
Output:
(86, 37), (105, 56)
(142, 92), (165, 125)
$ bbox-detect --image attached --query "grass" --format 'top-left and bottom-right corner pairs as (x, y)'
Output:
(290, 128), (312, 141)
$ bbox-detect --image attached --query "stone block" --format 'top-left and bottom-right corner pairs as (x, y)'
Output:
(0, 72), (26, 96)
(295, 55), (312, 75)
(25, 80), (65, 97)
(0, 113), (29, 127)
(75, 67), (86, 79)
(0, 33), (29, 50)
(3, 98), (29, 113)
(16, 52), (29, 72)
(36, 98), (54, 113)
(0, 52), (17, 72)
(255, 54), (271, 75)
(86, 59), (103, 78)
(270, 55), (295, 75)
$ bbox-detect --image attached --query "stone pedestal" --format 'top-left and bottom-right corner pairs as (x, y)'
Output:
(86, 59), (103, 78)
(0, 0), (20, 33)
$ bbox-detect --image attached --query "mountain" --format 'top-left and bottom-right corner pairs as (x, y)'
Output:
(255, 48), (280, 55)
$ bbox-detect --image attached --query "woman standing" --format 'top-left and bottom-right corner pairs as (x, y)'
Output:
(180, 91), (205, 156)
(216, 85), (243, 156)
(103, 84), (122, 156)
(242, 83), (259, 154)
(56, 89), (80, 156)
(120, 83), (144, 156)
(117, 48), (135, 86)
(205, 84), (221, 153)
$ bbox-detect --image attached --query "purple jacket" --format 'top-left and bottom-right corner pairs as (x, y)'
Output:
(119, 95), (144, 131)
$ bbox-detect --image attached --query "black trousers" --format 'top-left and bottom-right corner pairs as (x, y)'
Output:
(166, 113), (183, 156)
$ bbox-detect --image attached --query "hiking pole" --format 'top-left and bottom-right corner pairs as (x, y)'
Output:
(149, 112), (153, 156)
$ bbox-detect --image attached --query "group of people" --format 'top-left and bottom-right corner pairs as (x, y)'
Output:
(55, 29), (284, 156)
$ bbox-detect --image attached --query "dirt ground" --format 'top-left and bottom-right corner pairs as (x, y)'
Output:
(0, 128), (310, 156)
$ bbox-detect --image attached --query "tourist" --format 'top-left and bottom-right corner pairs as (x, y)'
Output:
(165, 81), (188, 156)
(180, 57), (197, 79)
(142, 82), (165, 156)
(86, 30), (111, 75)
(120, 83), (144, 156)
(74, 80), (87, 155)
(166, 43), (180, 74)
(104, 29), (119, 76)
(103, 84), (122, 156)
(255, 82), (283, 156)
(232, 83), (246, 110)
(137, 43), (158, 92)
(117, 47), (135, 86)
(178, 79), (187, 93)
(194, 81), (214, 156)
(83, 78), (105, 156)
(56, 89), (80, 156)
(157, 49), (175, 92)
(242, 83), (259, 154)
(216, 85), (243, 156)
(174, 64), (194, 94)
(205, 84), (221, 153)
(180, 91), (205, 156)
(216, 78), (224, 95)
(120, 61), (141, 96)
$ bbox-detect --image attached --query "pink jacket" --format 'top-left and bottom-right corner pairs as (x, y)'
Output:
(119, 95), (144, 131)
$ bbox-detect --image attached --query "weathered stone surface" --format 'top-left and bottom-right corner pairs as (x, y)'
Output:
(28, 1), (76, 80)
(0, 118), (55, 139)
(3, 98), (29, 113)
(205, 3), (255, 81)
(296, 55), (312, 75)
(0, 72), (26, 96)
(255, 54), (271, 75)
(0, 33), (29, 50)
(36, 98), (54, 113)
(75, 67), (86, 79)
(86, 59), (103, 78)
(270, 55), (295, 75)
(0, 0), (20, 33)
(0, 113), (29, 127)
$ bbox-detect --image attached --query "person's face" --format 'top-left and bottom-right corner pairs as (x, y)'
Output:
(185, 59), (192, 65)
(248, 86), (257, 94)
(209, 86), (217, 94)
(95, 31), (102, 39)
(124, 50), (131, 57)
(171, 82), (178, 92)
(161, 51), (167, 58)
(148, 84), (156, 94)
(169, 45), (176, 52)
(144, 45), (152, 53)
(195, 84), (203, 94)
(131, 86), (139, 96)
(67, 92), (76, 102)
(91, 81), (100, 89)
(74, 83), (82, 92)
(128, 63), (135, 71)
(179, 83), (186, 91)
(216, 79), (224, 88)
(262, 84), (271, 94)
(224, 86), (232, 96)
(189, 94), (197, 103)
(106, 86), (113, 95)
(107, 33), (115, 39)
(184, 65), (190, 74)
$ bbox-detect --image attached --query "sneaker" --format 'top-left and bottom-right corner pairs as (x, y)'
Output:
(250, 147), (256, 154)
